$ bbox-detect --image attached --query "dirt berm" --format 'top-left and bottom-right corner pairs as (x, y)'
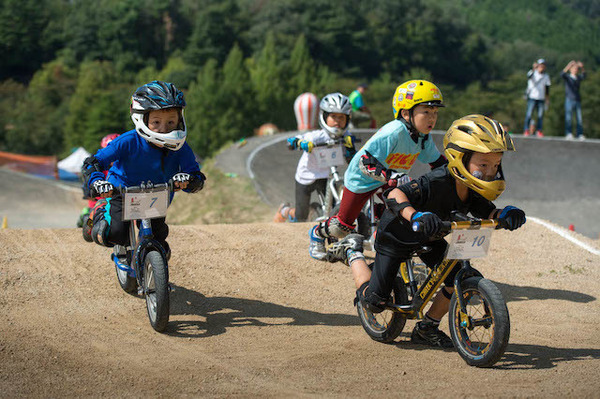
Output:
(1, 221), (599, 397)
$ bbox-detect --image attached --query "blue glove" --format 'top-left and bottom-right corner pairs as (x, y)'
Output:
(287, 137), (300, 150)
(498, 206), (526, 231)
(411, 211), (443, 236)
(299, 140), (314, 153)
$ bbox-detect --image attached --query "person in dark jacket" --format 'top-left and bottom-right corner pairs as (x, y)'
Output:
(561, 60), (586, 140)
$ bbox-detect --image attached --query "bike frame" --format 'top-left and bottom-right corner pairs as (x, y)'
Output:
(315, 165), (344, 221)
(387, 220), (498, 323)
(112, 183), (170, 294)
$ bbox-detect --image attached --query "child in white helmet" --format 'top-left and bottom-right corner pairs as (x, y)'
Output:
(274, 92), (358, 222)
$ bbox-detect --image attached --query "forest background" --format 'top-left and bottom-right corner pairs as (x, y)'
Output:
(1, 0), (599, 159)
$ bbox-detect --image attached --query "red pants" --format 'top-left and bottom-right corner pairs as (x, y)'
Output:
(336, 186), (382, 227)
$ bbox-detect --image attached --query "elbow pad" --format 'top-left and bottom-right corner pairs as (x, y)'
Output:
(358, 151), (389, 183)
(82, 156), (105, 188)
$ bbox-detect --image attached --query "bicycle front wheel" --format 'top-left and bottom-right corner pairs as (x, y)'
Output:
(356, 277), (408, 343)
(143, 250), (170, 332)
(449, 277), (510, 367)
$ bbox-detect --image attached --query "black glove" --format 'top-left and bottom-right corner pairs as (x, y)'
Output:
(91, 180), (113, 197)
(411, 211), (443, 236)
(498, 206), (526, 231)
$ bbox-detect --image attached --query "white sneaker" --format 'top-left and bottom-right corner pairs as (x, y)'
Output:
(566, 133), (574, 140)
(309, 226), (326, 260)
(578, 135), (586, 141)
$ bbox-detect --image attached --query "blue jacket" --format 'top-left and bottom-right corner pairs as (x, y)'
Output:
(86, 130), (201, 193)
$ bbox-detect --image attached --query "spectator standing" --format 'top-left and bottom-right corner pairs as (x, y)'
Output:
(561, 60), (586, 140)
(348, 83), (375, 128)
(523, 59), (551, 137)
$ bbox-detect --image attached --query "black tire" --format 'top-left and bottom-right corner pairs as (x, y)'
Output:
(449, 277), (510, 367)
(356, 277), (408, 343)
(114, 252), (137, 294)
(143, 251), (170, 332)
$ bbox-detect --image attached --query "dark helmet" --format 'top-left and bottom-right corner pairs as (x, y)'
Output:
(130, 81), (187, 151)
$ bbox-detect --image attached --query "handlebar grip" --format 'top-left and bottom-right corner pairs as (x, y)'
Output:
(412, 221), (452, 233)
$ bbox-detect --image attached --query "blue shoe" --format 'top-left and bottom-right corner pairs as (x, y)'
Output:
(309, 226), (326, 260)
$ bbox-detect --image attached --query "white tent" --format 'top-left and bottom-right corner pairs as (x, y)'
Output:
(58, 147), (90, 175)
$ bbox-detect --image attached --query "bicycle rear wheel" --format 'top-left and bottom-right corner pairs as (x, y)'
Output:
(143, 250), (170, 332)
(449, 277), (510, 367)
(356, 277), (408, 343)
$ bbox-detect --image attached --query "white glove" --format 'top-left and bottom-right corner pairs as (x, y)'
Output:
(92, 180), (113, 197)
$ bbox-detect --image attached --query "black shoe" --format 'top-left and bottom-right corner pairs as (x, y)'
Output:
(411, 322), (454, 348)
(354, 284), (385, 314)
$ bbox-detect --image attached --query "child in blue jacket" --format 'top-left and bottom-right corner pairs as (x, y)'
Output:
(82, 81), (205, 256)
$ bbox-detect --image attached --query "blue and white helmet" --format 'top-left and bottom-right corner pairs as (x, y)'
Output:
(318, 92), (352, 138)
(130, 80), (187, 151)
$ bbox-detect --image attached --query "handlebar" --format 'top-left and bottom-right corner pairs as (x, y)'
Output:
(116, 182), (172, 195)
(412, 219), (500, 234)
(313, 137), (362, 148)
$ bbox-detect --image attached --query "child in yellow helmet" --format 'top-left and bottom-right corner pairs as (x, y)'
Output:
(309, 80), (447, 260)
(329, 114), (526, 348)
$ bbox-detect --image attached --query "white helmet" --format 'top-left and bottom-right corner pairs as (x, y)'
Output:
(318, 92), (352, 138)
(130, 80), (187, 151)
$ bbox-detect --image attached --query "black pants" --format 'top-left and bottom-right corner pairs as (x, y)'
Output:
(367, 239), (453, 302)
(294, 179), (327, 222)
(94, 194), (169, 247)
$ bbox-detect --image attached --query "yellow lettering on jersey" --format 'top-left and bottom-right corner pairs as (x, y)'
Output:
(385, 152), (419, 170)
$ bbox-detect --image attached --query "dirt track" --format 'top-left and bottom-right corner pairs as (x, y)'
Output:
(1, 221), (599, 397)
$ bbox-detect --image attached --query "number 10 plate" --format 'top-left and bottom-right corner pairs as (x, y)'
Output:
(445, 228), (493, 259)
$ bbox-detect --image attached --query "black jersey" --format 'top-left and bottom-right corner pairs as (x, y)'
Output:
(374, 166), (496, 257)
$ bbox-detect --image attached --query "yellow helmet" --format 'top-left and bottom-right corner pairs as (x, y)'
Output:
(392, 80), (444, 119)
(444, 114), (515, 201)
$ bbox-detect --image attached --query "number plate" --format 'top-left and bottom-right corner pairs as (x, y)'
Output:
(123, 189), (169, 221)
(445, 228), (493, 259)
(314, 146), (344, 167)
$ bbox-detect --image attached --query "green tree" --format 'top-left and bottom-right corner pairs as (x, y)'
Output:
(7, 59), (77, 155)
(186, 59), (222, 157)
(64, 61), (130, 153)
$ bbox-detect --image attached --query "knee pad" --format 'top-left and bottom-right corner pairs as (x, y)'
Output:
(92, 219), (110, 247)
(318, 216), (355, 239)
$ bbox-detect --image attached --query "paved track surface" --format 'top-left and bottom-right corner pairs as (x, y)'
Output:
(216, 131), (600, 239)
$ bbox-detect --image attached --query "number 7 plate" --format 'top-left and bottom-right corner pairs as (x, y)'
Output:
(123, 189), (169, 221)
(445, 228), (493, 259)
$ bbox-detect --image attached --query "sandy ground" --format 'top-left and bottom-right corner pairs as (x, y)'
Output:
(1, 221), (599, 397)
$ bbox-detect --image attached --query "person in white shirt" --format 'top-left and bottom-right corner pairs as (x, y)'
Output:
(523, 58), (551, 137)
(274, 93), (357, 222)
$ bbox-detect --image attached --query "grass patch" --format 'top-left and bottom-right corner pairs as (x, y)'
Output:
(167, 159), (273, 225)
